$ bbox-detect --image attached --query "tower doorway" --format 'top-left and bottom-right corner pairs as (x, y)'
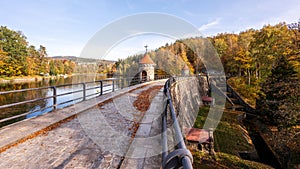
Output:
(142, 71), (147, 82)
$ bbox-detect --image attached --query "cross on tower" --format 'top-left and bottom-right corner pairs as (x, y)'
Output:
(144, 45), (148, 53)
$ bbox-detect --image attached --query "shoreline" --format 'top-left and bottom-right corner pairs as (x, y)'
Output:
(0, 75), (71, 84)
(0, 73), (108, 84)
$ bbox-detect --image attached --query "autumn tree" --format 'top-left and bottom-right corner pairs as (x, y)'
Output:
(250, 23), (293, 80)
(49, 60), (56, 75)
(37, 45), (49, 74)
(211, 33), (239, 75)
(0, 26), (28, 76)
(234, 29), (256, 84)
(288, 20), (300, 73)
(0, 49), (9, 76)
(0, 26), (52, 76)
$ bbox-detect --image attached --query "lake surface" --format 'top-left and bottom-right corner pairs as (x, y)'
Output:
(0, 74), (124, 127)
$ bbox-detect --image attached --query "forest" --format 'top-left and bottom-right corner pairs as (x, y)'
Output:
(0, 26), (117, 77)
(0, 26), (76, 77)
(117, 20), (300, 128)
(210, 21), (300, 128)
(115, 21), (300, 167)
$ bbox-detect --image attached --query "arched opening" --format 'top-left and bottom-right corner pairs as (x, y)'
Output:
(142, 70), (147, 82)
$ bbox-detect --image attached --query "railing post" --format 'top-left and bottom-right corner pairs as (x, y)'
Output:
(208, 128), (216, 156)
(52, 86), (57, 110)
(82, 83), (86, 101)
(112, 80), (115, 92)
(100, 81), (103, 95)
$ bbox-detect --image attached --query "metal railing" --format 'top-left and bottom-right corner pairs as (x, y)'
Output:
(0, 75), (170, 127)
(210, 78), (235, 106)
(162, 77), (193, 169)
(0, 80), (106, 125)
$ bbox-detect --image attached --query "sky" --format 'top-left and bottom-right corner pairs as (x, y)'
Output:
(1, 0), (300, 61)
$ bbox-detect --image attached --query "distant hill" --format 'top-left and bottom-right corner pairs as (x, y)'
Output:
(49, 56), (115, 64)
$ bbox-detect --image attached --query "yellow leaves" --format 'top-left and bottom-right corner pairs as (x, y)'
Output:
(234, 46), (253, 68)
(25, 56), (38, 75)
(228, 77), (259, 106)
(266, 55), (275, 60)
(283, 47), (293, 56)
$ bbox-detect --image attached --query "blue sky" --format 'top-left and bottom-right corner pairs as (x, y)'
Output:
(1, 0), (300, 60)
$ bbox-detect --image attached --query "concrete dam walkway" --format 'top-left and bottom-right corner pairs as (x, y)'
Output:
(0, 80), (166, 169)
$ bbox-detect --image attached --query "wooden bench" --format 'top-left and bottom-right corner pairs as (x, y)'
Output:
(185, 128), (216, 156)
(201, 96), (215, 106)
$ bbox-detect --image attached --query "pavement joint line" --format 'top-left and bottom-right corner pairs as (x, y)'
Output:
(0, 79), (167, 153)
(0, 115), (77, 153)
(119, 87), (165, 169)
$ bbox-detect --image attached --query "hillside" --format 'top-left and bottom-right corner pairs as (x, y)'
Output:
(50, 56), (115, 64)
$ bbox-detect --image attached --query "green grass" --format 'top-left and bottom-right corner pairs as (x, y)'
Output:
(191, 106), (273, 168)
(192, 151), (273, 169)
(193, 106), (210, 129)
(194, 106), (252, 155)
(214, 109), (253, 155)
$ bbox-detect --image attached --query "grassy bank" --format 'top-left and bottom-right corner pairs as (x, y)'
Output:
(190, 106), (273, 169)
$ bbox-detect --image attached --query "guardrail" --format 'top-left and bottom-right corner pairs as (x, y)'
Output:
(162, 77), (193, 169)
(0, 80), (107, 125)
(0, 75), (169, 127)
(210, 80), (235, 106)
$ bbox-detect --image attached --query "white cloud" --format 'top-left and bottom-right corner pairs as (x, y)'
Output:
(198, 18), (221, 32)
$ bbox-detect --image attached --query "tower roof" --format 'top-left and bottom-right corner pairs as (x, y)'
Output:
(139, 53), (155, 65)
(183, 64), (189, 70)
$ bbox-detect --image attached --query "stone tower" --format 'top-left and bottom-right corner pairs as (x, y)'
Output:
(139, 45), (156, 82)
(182, 64), (190, 76)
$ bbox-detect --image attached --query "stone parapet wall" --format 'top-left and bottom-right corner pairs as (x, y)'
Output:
(170, 76), (208, 134)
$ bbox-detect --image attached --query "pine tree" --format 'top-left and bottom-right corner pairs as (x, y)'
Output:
(257, 56), (299, 128)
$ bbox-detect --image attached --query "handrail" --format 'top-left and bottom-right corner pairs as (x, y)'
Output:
(162, 77), (193, 169)
(0, 80), (105, 125)
(0, 75), (169, 127)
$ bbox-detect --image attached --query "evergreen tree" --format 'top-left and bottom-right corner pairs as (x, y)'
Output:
(257, 56), (299, 128)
